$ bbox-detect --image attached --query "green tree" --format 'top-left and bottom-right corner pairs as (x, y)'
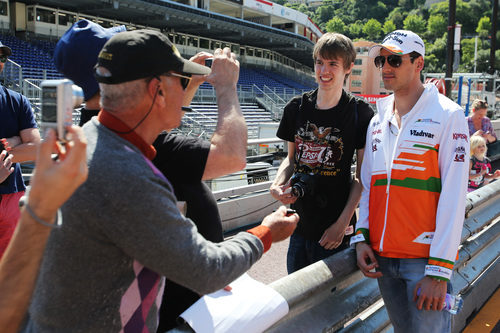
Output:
(426, 35), (447, 71)
(424, 54), (439, 73)
(326, 17), (347, 34)
(297, 4), (309, 14)
(348, 20), (364, 39)
(476, 16), (491, 39)
(427, 14), (447, 38)
(317, 4), (335, 23)
(388, 7), (405, 29)
(371, 2), (389, 22)
(363, 18), (383, 41)
(383, 20), (396, 35)
(403, 14), (426, 34)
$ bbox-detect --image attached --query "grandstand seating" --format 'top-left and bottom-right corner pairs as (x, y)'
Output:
(179, 102), (274, 139)
(1, 33), (313, 93)
(0, 34), (62, 80)
(0, 33), (311, 139)
(200, 66), (313, 93)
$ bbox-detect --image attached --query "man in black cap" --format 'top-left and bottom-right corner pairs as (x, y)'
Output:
(54, 20), (251, 331)
(25, 30), (298, 332)
(0, 40), (40, 259)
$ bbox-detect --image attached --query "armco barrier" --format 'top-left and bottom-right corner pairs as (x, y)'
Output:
(169, 179), (500, 333)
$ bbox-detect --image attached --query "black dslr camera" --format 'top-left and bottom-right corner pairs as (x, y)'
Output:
(290, 172), (316, 198)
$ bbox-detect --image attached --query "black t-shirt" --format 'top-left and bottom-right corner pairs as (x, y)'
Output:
(78, 107), (100, 127)
(152, 132), (223, 241)
(152, 132), (223, 332)
(277, 89), (374, 241)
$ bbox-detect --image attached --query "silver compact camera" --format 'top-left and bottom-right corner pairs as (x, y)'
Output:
(40, 79), (83, 141)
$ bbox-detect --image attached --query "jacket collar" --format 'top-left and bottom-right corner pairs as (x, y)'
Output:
(97, 110), (157, 161)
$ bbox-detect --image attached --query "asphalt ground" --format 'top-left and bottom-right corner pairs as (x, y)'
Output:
(247, 237), (290, 285)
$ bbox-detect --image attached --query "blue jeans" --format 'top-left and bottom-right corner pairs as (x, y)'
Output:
(286, 233), (348, 274)
(375, 255), (452, 333)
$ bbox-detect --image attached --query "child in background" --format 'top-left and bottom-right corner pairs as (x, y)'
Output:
(469, 135), (500, 192)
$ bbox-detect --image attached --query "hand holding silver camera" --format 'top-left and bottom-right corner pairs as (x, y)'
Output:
(40, 79), (83, 141)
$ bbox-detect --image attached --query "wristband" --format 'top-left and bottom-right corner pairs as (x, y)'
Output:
(25, 204), (62, 229)
(349, 233), (366, 246)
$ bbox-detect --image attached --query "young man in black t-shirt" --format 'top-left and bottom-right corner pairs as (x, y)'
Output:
(270, 33), (374, 273)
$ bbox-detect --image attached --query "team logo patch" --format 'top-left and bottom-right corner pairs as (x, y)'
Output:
(372, 138), (381, 152)
(410, 130), (435, 138)
(454, 154), (465, 162)
(455, 146), (466, 153)
(416, 118), (440, 125)
(413, 232), (434, 244)
(453, 133), (468, 142)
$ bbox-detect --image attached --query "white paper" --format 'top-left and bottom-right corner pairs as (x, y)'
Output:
(179, 273), (289, 333)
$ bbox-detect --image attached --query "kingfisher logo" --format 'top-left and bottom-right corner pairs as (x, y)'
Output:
(410, 130), (434, 138)
(453, 133), (468, 141)
(454, 154), (465, 162)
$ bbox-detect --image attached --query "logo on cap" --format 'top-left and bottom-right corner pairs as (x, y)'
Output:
(172, 45), (181, 57)
(99, 51), (113, 61)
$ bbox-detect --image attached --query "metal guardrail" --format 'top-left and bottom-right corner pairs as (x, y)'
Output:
(170, 176), (500, 333)
(266, 180), (500, 333)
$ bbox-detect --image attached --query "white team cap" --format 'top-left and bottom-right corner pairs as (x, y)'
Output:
(368, 30), (425, 58)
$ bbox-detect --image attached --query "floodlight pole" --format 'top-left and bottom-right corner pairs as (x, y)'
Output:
(445, 0), (456, 99)
(489, 0), (498, 74)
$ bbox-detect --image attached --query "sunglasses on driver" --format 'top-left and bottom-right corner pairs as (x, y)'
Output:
(374, 53), (419, 69)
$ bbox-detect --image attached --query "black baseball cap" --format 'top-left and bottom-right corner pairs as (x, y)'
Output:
(95, 29), (210, 84)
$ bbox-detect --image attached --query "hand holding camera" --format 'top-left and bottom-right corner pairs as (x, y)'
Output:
(40, 79), (83, 143)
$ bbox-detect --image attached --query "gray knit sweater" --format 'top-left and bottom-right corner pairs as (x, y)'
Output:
(25, 119), (264, 332)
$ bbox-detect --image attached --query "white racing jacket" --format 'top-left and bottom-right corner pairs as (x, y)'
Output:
(355, 84), (469, 281)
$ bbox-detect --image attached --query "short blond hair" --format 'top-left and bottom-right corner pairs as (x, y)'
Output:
(470, 135), (487, 158)
(472, 99), (488, 112)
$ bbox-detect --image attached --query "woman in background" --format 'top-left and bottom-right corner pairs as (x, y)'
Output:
(467, 99), (497, 144)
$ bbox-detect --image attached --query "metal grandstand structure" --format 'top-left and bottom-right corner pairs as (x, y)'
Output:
(19, 0), (318, 67)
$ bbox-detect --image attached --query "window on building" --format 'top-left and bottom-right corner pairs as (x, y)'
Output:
(98, 19), (113, 28)
(58, 13), (76, 26)
(352, 69), (362, 76)
(187, 36), (198, 47)
(352, 80), (362, 87)
(36, 8), (56, 24)
(28, 7), (35, 21)
(0, 1), (8, 16)
(200, 38), (209, 49)
(354, 59), (362, 65)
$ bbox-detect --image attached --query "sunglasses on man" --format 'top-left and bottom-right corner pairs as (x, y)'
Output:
(0, 55), (8, 63)
(164, 72), (192, 90)
(374, 54), (418, 69)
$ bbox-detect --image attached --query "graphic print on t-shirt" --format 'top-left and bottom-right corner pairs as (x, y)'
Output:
(295, 121), (343, 176)
(469, 156), (491, 189)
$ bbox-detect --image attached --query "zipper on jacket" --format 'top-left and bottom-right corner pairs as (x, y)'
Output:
(379, 115), (405, 252)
